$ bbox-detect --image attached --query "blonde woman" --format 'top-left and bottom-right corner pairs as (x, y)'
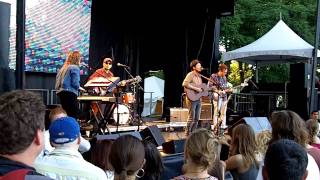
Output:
(306, 119), (320, 149)
(174, 128), (219, 180)
(55, 51), (81, 119)
(255, 130), (271, 162)
(225, 124), (259, 180)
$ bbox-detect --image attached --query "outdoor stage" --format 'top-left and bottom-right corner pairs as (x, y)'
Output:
(87, 120), (188, 143)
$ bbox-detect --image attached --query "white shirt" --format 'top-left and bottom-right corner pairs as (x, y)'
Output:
(38, 130), (91, 159)
(35, 147), (109, 180)
(306, 154), (320, 180)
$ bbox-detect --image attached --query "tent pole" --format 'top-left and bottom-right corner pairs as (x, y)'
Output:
(255, 62), (258, 83)
(310, 0), (320, 114)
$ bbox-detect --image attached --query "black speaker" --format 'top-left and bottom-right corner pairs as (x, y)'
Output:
(162, 139), (186, 154)
(288, 63), (310, 119)
(228, 117), (271, 135)
(140, 125), (165, 147)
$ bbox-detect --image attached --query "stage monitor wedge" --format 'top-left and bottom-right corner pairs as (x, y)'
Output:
(140, 125), (165, 147)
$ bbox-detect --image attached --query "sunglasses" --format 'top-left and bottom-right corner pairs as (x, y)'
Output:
(104, 62), (112, 64)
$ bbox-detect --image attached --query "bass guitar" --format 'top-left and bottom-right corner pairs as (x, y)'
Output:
(185, 83), (210, 101)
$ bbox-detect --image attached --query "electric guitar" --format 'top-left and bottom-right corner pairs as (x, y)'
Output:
(185, 83), (210, 101)
(119, 75), (142, 86)
(213, 80), (249, 136)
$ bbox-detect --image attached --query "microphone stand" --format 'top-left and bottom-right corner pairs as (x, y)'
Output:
(123, 67), (144, 131)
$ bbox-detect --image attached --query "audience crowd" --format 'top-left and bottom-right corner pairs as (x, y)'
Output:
(1, 90), (320, 180)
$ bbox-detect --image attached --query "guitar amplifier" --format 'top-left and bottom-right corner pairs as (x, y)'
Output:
(200, 103), (212, 120)
(169, 107), (188, 122)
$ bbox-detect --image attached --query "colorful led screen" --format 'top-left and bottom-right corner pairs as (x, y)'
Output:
(9, 0), (91, 74)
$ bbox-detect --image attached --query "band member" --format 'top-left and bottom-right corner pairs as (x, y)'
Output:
(88, 57), (126, 96)
(88, 57), (115, 96)
(89, 58), (114, 80)
(182, 59), (204, 136)
(55, 51), (82, 119)
(208, 64), (232, 130)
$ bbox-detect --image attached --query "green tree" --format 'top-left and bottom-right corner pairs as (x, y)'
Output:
(221, 0), (317, 84)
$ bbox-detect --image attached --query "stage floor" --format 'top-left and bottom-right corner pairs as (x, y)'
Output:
(105, 120), (187, 142)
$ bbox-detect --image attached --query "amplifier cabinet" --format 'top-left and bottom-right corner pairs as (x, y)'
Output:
(200, 103), (212, 120)
(169, 107), (188, 122)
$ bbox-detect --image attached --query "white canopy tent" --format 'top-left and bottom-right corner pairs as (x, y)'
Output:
(222, 19), (320, 82)
(142, 76), (165, 117)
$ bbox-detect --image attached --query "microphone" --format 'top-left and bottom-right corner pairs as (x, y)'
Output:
(117, 63), (130, 69)
(201, 67), (209, 71)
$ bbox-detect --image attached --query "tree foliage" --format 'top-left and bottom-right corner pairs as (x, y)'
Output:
(221, 0), (317, 84)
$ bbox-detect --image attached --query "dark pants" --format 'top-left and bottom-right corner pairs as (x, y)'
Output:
(57, 91), (80, 119)
(185, 98), (201, 135)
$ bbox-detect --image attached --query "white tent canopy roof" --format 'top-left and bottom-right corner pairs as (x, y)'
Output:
(222, 20), (320, 66)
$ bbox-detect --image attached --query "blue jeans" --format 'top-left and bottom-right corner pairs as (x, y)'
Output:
(185, 99), (201, 135)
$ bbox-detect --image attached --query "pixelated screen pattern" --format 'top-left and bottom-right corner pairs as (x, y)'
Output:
(9, 0), (91, 74)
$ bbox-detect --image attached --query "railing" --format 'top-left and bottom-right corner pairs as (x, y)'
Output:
(25, 89), (50, 105)
(229, 91), (286, 116)
(26, 89), (59, 105)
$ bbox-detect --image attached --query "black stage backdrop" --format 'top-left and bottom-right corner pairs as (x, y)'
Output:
(89, 3), (234, 110)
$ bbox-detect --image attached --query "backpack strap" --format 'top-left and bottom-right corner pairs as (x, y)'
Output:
(0, 169), (31, 180)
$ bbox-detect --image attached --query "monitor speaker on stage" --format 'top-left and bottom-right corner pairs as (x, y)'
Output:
(162, 139), (185, 154)
(228, 117), (271, 135)
(140, 125), (165, 147)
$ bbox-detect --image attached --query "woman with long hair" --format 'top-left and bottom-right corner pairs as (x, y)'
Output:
(109, 135), (145, 180)
(174, 128), (219, 180)
(306, 119), (320, 149)
(55, 51), (81, 119)
(225, 124), (259, 180)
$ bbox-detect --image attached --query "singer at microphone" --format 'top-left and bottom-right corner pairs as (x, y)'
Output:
(117, 63), (130, 69)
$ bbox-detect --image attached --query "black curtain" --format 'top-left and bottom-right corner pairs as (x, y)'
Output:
(89, 3), (230, 110)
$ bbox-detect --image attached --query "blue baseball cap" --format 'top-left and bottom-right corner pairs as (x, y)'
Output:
(49, 116), (80, 144)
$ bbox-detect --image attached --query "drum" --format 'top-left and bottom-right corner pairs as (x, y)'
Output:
(113, 104), (130, 125)
(122, 92), (135, 104)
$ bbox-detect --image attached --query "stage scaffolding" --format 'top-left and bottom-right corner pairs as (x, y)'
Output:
(229, 91), (286, 116)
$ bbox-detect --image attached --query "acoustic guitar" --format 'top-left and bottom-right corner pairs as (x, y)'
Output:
(185, 83), (210, 101)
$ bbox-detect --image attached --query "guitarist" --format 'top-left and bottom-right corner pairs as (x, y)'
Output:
(208, 64), (232, 131)
(182, 59), (204, 136)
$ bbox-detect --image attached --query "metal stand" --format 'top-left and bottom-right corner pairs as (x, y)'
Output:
(123, 67), (144, 130)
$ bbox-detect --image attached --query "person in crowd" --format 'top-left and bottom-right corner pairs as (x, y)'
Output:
(263, 139), (308, 180)
(208, 137), (226, 180)
(306, 119), (320, 149)
(55, 51), (82, 119)
(140, 140), (164, 180)
(208, 63), (232, 130)
(37, 106), (90, 158)
(174, 128), (219, 180)
(90, 138), (114, 179)
(109, 135), (145, 180)
(310, 110), (319, 122)
(0, 90), (51, 179)
(35, 116), (108, 179)
(255, 130), (272, 180)
(255, 130), (272, 162)
(182, 59), (204, 136)
(225, 124), (259, 180)
(269, 110), (320, 180)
